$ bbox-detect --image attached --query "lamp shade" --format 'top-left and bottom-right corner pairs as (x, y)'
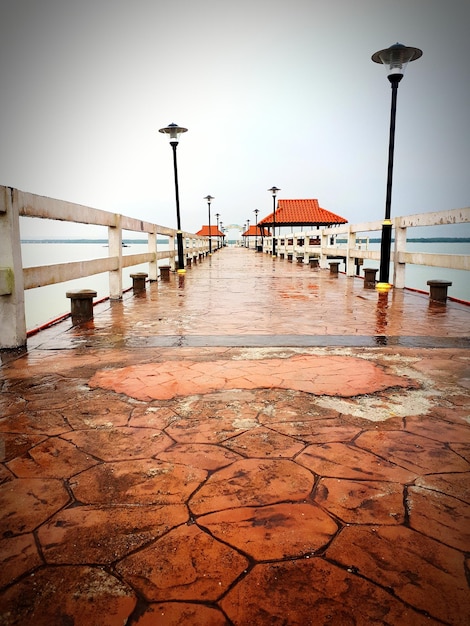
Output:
(372, 43), (422, 77)
(268, 186), (281, 196)
(159, 123), (188, 142)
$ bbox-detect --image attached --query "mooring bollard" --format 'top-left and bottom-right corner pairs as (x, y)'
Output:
(427, 279), (452, 303)
(160, 265), (171, 281)
(287, 253), (293, 262)
(130, 273), (148, 292)
(329, 261), (340, 275)
(363, 268), (378, 289)
(186, 257), (192, 268)
(296, 256), (304, 264)
(66, 289), (97, 324)
(309, 258), (319, 269)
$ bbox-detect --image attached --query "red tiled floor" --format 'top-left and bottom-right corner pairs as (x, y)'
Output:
(198, 502), (338, 560)
(1, 247), (469, 625)
(326, 525), (468, 625)
(88, 354), (418, 400)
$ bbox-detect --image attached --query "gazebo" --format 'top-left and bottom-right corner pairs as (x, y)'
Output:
(258, 199), (348, 237)
(241, 224), (271, 249)
(195, 225), (225, 250)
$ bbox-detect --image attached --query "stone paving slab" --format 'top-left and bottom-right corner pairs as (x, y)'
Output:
(1, 248), (469, 625)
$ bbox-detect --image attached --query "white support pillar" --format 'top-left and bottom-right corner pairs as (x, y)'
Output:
(0, 187), (27, 348)
(169, 235), (176, 270)
(148, 230), (158, 281)
(346, 225), (356, 277)
(393, 222), (407, 288)
(320, 230), (329, 268)
(108, 214), (123, 299)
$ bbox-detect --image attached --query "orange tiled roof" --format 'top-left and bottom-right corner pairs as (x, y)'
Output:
(258, 199), (347, 226)
(195, 225), (224, 236)
(242, 224), (271, 237)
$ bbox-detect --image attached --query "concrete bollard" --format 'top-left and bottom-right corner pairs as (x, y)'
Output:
(427, 279), (452, 303)
(363, 268), (378, 289)
(130, 273), (148, 292)
(160, 265), (171, 281)
(66, 289), (97, 324)
(329, 261), (340, 275)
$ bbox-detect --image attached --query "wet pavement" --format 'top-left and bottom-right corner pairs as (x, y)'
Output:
(1, 247), (469, 625)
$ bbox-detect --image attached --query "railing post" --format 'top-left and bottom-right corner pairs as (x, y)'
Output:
(169, 234), (176, 270)
(346, 225), (356, 277)
(320, 230), (329, 268)
(0, 187), (27, 348)
(148, 230), (158, 281)
(108, 214), (123, 299)
(393, 222), (406, 288)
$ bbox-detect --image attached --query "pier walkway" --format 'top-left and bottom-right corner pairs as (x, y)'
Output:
(1, 247), (469, 625)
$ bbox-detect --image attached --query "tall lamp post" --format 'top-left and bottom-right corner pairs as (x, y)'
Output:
(215, 212), (220, 249)
(372, 43), (422, 291)
(246, 219), (250, 249)
(268, 186), (281, 257)
(159, 123), (188, 274)
(204, 195), (214, 254)
(254, 209), (259, 251)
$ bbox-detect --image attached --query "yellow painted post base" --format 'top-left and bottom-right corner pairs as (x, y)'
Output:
(376, 282), (392, 293)
(177, 269), (186, 275)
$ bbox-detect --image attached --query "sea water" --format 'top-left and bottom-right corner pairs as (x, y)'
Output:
(20, 240), (469, 331)
(21, 242), (166, 330)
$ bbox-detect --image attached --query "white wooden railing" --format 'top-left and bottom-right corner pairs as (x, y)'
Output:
(260, 207), (470, 287)
(0, 186), (209, 349)
(1, 186), (469, 349)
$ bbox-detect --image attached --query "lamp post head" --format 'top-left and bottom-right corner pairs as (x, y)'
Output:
(159, 123), (188, 145)
(268, 186), (281, 196)
(372, 43), (422, 80)
(204, 195), (214, 205)
(254, 208), (259, 216)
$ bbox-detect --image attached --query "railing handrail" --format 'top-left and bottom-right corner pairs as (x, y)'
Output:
(1, 186), (469, 349)
(1, 186), (210, 348)
(260, 207), (470, 282)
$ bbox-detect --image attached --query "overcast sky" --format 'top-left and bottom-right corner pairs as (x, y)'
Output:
(1, 0), (469, 239)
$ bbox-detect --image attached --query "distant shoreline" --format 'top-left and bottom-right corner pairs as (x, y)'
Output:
(21, 237), (470, 244)
(20, 239), (170, 244)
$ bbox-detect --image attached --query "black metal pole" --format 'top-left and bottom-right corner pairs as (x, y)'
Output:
(171, 142), (185, 272)
(379, 74), (401, 285)
(207, 200), (212, 254)
(272, 194), (277, 256)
